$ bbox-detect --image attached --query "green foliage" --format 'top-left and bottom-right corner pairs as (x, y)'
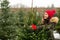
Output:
(57, 9), (60, 26)
(55, 9), (60, 33)
(0, 0), (55, 40)
(18, 25), (52, 40)
(17, 9), (51, 40)
(0, 0), (20, 40)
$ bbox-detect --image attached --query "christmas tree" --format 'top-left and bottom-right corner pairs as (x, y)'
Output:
(0, 0), (20, 40)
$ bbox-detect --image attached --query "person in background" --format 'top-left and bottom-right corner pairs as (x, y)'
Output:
(42, 9), (59, 40)
(30, 9), (59, 40)
(42, 9), (56, 24)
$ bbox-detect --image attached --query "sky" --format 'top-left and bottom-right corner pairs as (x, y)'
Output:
(9, 0), (60, 7)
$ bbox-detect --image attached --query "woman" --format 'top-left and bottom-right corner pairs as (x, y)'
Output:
(30, 9), (59, 40)
(42, 9), (59, 40)
(42, 9), (56, 24)
(31, 9), (59, 30)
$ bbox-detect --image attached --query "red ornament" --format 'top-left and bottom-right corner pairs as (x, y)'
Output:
(31, 24), (37, 30)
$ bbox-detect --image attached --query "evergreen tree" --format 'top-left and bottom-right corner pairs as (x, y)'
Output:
(55, 9), (60, 33)
(0, 0), (55, 40)
(57, 9), (60, 26)
(0, 0), (20, 40)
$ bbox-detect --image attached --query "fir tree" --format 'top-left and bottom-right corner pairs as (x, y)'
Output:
(0, 0), (20, 40)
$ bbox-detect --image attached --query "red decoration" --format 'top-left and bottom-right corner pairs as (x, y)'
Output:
(31, 24), (37, 30)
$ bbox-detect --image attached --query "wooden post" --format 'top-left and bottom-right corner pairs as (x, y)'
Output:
(31, 0), (33, 12)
